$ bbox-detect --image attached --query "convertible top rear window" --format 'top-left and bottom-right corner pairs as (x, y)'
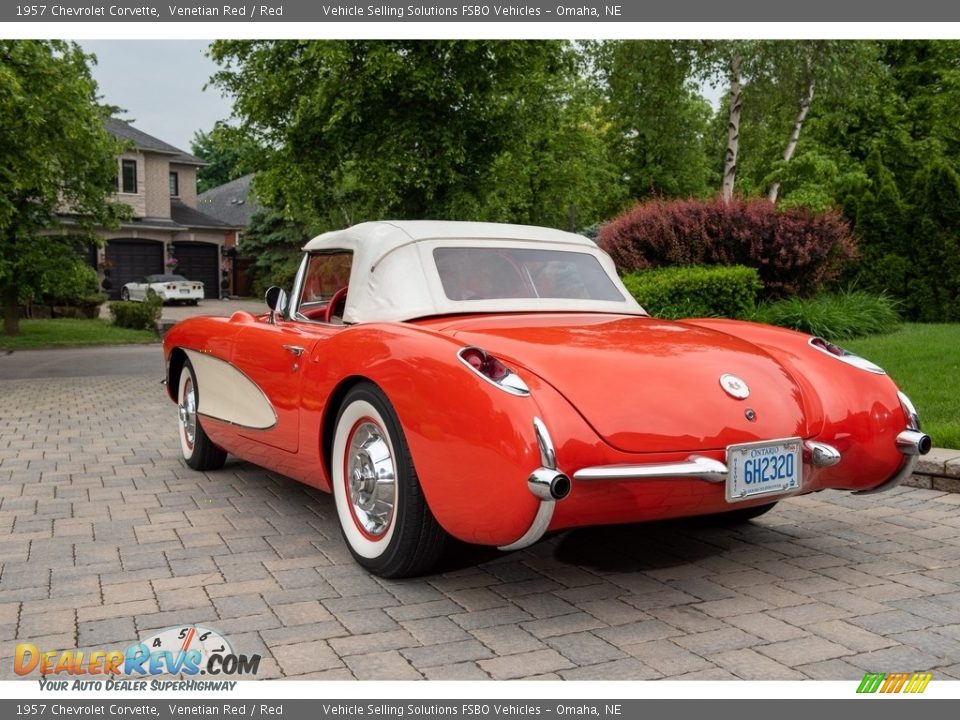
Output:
(433, 247), (624, 303)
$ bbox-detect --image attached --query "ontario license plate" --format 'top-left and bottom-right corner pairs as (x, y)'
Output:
(726, 438), (802, 503)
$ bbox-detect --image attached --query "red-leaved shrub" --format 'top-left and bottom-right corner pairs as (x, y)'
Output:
(597, 197), (857, 298)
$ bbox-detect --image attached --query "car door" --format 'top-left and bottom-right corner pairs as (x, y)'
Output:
(230, 250), (355, 455)
(230, 321), (322, 454)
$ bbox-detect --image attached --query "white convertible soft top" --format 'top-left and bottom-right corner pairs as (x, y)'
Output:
(302, 220), (646, 324)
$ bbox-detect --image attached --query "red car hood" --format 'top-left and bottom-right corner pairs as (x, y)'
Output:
(441, 314), (811, 453)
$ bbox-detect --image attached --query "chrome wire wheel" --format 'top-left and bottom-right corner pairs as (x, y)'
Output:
(346, 420), (397, 538)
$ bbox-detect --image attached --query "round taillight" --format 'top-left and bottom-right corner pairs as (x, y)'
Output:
(461, 348), (485, 371)
(484, 355), (510, 381)
(811, 337), (844, 357)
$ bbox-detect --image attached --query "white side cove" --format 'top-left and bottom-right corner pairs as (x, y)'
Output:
(183, 349), (277, 430)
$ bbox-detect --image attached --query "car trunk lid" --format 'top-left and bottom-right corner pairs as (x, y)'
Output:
(441, 314), (812, 454)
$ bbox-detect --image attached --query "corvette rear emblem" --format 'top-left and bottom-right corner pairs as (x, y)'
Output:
(720, 374), (750, 399)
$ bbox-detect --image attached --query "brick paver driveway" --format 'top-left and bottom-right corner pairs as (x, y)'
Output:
(2, 360), (960, 681)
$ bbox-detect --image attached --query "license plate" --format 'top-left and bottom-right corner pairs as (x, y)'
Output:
(726, 438), (802, 503)
(179, 289), (189, 294)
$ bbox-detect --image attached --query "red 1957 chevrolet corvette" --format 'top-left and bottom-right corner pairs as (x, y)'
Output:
(163, 221), (930, 577)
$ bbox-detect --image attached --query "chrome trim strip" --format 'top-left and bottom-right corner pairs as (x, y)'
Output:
(497, 500), (555, 552)
(898, 391), (921, 431)
(574, 455), (728, 483)
(804, 441), (841, 467)
(498, 417), (566, 552)
(533, 416), (557, 470)
(287, 253), (310, 321)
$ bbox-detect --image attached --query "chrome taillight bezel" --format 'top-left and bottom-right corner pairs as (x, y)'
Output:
(457, 346), (530, 397)
(808, 337), (886, 375)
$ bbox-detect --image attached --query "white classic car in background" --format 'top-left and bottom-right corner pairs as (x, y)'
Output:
(121, 274), (204, 305)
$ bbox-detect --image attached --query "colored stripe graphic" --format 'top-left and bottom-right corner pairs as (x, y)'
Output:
(857, 672), (932, 694)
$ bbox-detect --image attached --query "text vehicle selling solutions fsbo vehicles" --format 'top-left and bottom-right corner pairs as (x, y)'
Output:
(162, 221), (930, 577)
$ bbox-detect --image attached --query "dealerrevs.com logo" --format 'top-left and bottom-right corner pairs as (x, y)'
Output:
(14, 625), (260, 691)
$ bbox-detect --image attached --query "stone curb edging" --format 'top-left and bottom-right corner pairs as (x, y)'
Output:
(904, 447), (960, 493)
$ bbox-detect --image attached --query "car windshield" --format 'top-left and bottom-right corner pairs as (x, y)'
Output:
(433, 247), (625, 302)
(147, 275), (188, 283)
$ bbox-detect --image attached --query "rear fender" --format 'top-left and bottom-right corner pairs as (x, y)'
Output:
(686, 319), (906, 475)
(304, 325), (546, 546)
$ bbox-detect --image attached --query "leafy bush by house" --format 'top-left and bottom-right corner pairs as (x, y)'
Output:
(750, 289), (900, 340)
(598, 197), (856, 299)
(40, 261), (106, 307)
(110, 290), (162, 331)
(622, 265), (761, 319)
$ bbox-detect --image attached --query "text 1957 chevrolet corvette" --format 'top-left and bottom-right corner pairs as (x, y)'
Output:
(163, 221), (931, 577)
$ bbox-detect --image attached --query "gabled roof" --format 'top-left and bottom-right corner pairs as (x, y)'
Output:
(170, 200), (235, 230)
(106, 118), (205, 166)
(197, 174), (261, 227)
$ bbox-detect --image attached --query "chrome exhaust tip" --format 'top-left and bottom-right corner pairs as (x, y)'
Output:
(528, 468), (572, 501)
(897, 430), (932, 456)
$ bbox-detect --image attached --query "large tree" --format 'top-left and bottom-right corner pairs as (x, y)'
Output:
(591, 40), (713, 201)
(696, 41), (876, 203)
(208, 40), (613, 232)
(191, 120), (263, 193)
(0, 41), (126, 335)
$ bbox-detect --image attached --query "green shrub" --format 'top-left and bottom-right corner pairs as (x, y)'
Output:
(622, 265), (761, 319)
(110, 290), (162, 331)
(41, 261), (106, 307)
(598, 197), (856, 300)
(750, 289), (900, 340)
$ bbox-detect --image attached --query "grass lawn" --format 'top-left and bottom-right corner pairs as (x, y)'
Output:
(0, 319), (158, 350)
(846, 323), (960, 450)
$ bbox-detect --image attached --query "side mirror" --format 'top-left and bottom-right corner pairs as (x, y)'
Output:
(264, 286), (288, 324)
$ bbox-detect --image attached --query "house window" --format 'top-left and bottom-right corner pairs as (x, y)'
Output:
(121, 159), (137, 194)
(169, 171), (179, 197)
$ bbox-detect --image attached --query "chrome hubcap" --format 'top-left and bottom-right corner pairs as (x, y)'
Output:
(179, 377), (197, 449)
(347, 422), (396, 537)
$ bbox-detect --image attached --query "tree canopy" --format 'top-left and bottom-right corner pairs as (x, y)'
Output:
(0, 40), (127, 335)
(207, 39), (960, 319)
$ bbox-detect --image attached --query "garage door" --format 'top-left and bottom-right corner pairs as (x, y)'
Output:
(105, 240), (164, 299)
(173, 242), (220, 299)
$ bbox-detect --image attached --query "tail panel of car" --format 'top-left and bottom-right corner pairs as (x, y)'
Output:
(442, 314), (814, 454)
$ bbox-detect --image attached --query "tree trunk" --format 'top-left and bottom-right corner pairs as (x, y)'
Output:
(3, 284), (19, 336)
(768, 75), (816, 203)
(721, 54), (743, 204)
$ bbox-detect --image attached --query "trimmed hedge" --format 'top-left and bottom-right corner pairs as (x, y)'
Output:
(750, 289), (901, 340)
(110, 291), (162, 331)
(599, 197), (856, 299)
(622, 265), (761, 319)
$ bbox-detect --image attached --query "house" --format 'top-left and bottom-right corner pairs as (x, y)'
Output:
(198, 173), (261, 297)
(91, 119), (238, 299)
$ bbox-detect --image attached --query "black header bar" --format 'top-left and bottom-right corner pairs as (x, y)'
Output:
(6, 0), (960, 23)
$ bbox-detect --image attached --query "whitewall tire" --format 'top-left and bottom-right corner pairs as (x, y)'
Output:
(332, 383), (447, 577)
(177, 359), (227, 471)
